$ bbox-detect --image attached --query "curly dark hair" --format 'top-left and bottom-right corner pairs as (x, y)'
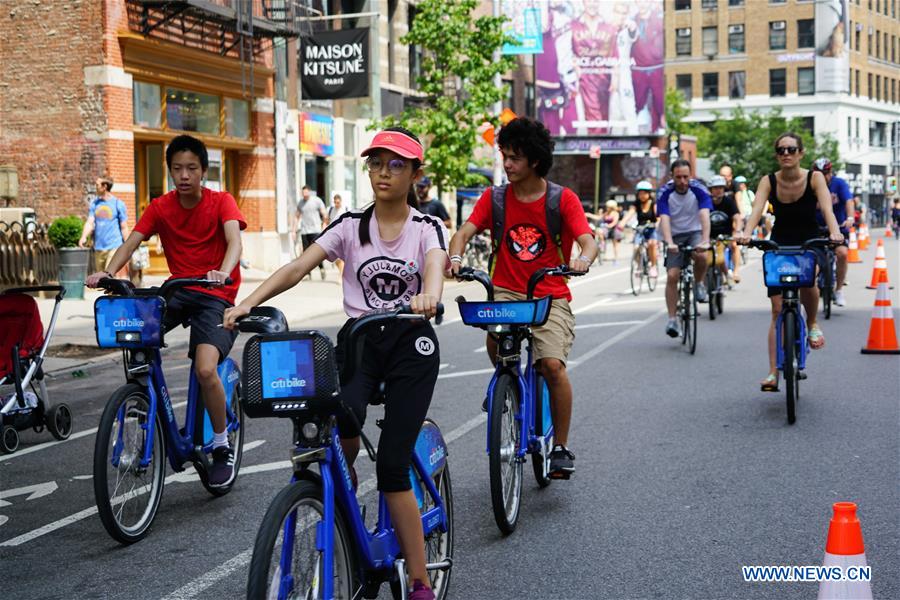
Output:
(497, 117), (555, 177)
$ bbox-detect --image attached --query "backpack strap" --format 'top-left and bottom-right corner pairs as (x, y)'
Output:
(488, 184), (507, 276)
(545, 181), (565, 266)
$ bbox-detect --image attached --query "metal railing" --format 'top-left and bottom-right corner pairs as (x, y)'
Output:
(0, 221), (59, 288)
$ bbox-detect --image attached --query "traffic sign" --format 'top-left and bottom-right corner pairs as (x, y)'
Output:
(649, 147), (660, 159)
(589, 145), (602, 159)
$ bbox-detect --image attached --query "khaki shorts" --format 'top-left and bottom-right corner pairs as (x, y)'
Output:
(94, 249), (116, 272)
(494, 287), (575, 363)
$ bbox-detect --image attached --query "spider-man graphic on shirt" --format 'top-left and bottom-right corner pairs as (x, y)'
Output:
(506, 224), (546, 262)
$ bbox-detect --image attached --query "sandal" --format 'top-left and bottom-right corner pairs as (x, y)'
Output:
(733, 273), (741, 283)
(808, 325), (825, 349)
(760, 374), (779, 392)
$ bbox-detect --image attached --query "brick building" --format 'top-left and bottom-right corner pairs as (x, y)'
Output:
(665, 0), (899, 219)
(0, 0), (292, 270)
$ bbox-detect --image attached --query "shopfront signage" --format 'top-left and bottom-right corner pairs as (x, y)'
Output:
(300, 113), (334, 157)
(301, 28), (370, 100)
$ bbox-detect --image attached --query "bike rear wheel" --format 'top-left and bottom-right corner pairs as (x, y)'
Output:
(247, 480), (358, 600)
(489, 373), (522, 535)
(630, 249), (643, 295)
(93, 384), (165, 544)
(782, 311), (798, 424)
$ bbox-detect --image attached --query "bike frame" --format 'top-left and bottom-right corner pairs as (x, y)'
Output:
(113, 348), (240, 471)
(282, 425), (448, 599)
(484, 332), (552, 460)
(774, 290), (809, 371)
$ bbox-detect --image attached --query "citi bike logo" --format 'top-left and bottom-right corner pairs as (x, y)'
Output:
(476, 306), (520, 319)
(777, 262), (803, 275)
(113, 317), (145, 328)
(429, 445), (446, 466)
(270, 377), (307, 389)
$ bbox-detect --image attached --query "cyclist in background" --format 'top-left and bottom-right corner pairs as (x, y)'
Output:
(735, 175), (755, 218)
(87, 134), (246, 487)
(225, 127), (447, 600)
(658, 159), (711, 338)
(812, 158), (854, 307)
(708, 175), (743, 285)
(619, 180), (658, 277)
(736, 132), (843, 392)
(447, 117), (596, 478)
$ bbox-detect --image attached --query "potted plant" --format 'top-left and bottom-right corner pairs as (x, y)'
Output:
(48, 215), (89, 299)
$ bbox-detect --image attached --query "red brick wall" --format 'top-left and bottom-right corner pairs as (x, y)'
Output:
(0, 1), (106, 222)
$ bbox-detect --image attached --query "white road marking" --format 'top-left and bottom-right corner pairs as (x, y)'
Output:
(161, 306), (667, 599)
(0, 482), (59, 507)
(572, 297), (613, 315)
(0, 436), (267, 546)
(574, 320), (643, 330)
(605, 296), (665, 307)
(436, 368), (495, 380)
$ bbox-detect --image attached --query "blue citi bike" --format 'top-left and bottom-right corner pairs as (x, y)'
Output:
(749, 238), (833, 424)
(455, 265), (583, 534)
(239, 304), (453, 600)
(92, 277), (244, 544)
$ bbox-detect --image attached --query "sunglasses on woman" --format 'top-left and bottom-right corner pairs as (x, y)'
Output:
(775, 146), (800, 156)
(365, 156), (410, 175)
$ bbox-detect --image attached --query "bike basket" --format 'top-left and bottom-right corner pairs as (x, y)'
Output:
(241, 330), (340, 419)
(763, 250), (818, 288)
(457, 297), (552, 328)
(94, 296), (165, 348)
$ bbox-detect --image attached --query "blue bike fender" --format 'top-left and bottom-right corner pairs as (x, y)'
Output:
(412, 420), (447, 479)
(201, 359), (241, 445)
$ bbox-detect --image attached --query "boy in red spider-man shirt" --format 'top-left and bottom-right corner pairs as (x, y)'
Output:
(448, 117), (595, 478)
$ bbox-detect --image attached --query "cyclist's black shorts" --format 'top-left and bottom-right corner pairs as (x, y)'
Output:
(163, 288), (237, 363)
(334, 317), (440, 493)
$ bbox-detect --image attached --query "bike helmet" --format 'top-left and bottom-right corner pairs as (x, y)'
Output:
(734, 175), (747, 184)
(605, 200), (618, 209)
(708, 175), (727, 188)
(635, 180), (653, 191)
(812, 158), (832, 173)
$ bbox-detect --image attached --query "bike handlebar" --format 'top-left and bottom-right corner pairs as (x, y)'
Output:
(454, 267), (495, 300)
(97, 277), (233, 299)
(526, 265), (586, 300)
(748, 238), (835, 252)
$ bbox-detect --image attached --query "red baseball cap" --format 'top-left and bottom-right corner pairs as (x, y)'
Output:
(361, 130), (424, 162)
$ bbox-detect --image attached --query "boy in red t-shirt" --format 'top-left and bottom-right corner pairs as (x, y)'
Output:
(448, 117), (596, 478)
(87, 135), (246, 487)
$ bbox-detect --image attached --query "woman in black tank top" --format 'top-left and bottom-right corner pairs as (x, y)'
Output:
(620, 182), (659, 271)
(735, 132), (844, 392)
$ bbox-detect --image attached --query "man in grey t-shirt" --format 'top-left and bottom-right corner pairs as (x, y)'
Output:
(657, 159), (712, 338)
(293, 185), (328, 279)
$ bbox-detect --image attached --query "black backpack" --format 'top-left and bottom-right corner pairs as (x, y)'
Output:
(488, 181), (565, 275)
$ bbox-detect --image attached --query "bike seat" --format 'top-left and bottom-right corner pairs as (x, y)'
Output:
(237, 306), (289, 334)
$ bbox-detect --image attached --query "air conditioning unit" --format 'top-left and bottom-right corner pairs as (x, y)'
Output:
(677, 28), (691, 37)
(729, 25), (744, 34)
(772, 21), (786, 31)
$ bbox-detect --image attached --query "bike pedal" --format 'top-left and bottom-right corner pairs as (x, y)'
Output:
(549, 471), (571, 480)
(798, 372), (808, 380)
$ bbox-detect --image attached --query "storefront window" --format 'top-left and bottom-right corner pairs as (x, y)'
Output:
(225, 97), (250, 139)
(166, 88), (219, 135)
(133, 81), (161, 128)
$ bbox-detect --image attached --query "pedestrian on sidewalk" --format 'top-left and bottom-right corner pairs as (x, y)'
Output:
(79, 175), (129, 279)
(292, 185), (328, 280)
(329, 193), (348, 275)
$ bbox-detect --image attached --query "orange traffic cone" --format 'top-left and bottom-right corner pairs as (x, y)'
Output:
(866, 239), (891, 289)
(818, 503), (872, 600)
(858, 223), (869, 250)
(861, 270), (900, 354)
(887, 225), (894, 238)
(847, 229), (862, 263)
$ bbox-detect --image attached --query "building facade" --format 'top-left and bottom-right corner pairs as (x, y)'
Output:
(665, 0), (899, 219)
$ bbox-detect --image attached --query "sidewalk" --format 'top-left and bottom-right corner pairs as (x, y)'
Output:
(34, 264), (354, 376)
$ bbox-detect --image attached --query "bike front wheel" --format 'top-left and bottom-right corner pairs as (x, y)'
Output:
(706, 270), (717, 321)
(247, 480), (358, 600)
(630, 249), (643, 295)
(782, 311), (798, 424)
(93, 384), (166, 544)
(423, 463), (454, 600)
(489, 373), (522, 535)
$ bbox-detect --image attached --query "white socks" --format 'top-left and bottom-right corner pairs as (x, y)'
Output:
(213, 431), (229, 449)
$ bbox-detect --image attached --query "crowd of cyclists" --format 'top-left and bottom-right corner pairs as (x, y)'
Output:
(83, 115), (878, 599)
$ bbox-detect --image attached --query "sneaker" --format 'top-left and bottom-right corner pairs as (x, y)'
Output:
(834, 289), (846, 307)
(649, 266), (658, 278)
(665, 317), (681, 338)
(208, 445), (235, 487)
(695, 282), (709, 303)
(408, 580), (435, 600)
(549, 444), (575, 478)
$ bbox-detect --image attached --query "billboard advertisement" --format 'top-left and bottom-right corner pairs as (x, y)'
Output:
(300, 28), (370, 100)
(535, 0), (665, 137)
(501, 1), (543, 55)
(815, 0), (849, 93)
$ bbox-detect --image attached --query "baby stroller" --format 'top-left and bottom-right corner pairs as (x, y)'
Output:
(0, 285), (73, 453)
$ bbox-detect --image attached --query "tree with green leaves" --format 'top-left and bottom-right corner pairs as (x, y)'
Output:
(665, 89), (841, 186)
(372, 0), (515, 194)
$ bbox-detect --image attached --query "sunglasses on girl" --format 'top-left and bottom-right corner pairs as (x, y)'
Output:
(775, 146), (800, 156)
(365, 156), (410, 175)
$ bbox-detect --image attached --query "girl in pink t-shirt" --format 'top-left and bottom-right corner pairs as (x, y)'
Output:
(224, 127), (447, 599)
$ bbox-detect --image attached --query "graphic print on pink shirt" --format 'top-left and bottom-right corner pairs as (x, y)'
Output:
(314, 207), (448, 318)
